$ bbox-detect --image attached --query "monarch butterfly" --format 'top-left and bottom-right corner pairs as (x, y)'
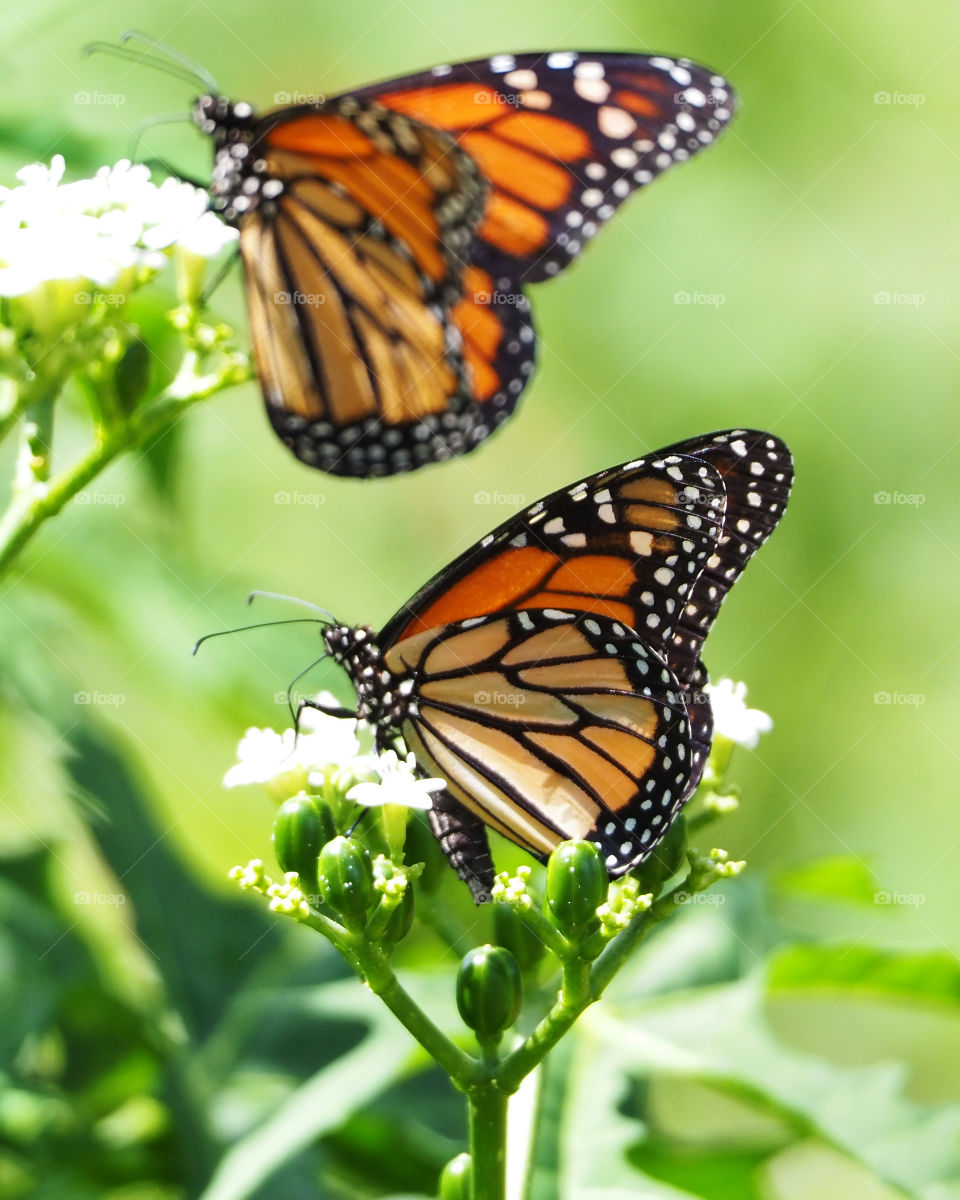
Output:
(302, 429), (792, 900)
(90, 35), (736, 477)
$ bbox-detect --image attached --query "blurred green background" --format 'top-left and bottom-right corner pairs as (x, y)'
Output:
(2, 0), (959, 1197)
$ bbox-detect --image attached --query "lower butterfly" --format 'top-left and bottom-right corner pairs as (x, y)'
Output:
(90, 34), (737, 477)
(294, 429), (792, 900)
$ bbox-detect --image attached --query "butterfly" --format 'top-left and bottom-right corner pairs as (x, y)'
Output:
(307, 429), (792, 900)
(188, 49), (736, 476)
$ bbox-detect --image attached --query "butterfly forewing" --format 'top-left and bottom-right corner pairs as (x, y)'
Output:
(347, 51), (736, 282)
(659, 430), (795, 685)
(385, 609), (697, 874)
(381, 449), (727, 650)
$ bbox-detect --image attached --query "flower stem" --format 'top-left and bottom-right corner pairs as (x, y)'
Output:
(0, 359), (249, 581)
(357, 944), (479, 1087)
(466, 1083), (509, 1200)
(496, 957), (591, 1094)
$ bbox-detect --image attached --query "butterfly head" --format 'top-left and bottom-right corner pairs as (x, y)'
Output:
(192, 96), (286, 222)
(322, 624), (414, 737)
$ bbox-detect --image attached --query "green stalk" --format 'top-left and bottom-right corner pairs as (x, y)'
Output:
(497, 958), (591, 1094)
(0, 359), (250, 580)
(466, 1083), (509, 1200)
(356, 943), (480, 1087)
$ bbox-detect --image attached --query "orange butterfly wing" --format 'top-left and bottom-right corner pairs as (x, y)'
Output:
(347, 52), (736, 281)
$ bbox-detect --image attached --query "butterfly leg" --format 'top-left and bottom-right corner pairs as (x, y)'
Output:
(428, 790), (496, 905)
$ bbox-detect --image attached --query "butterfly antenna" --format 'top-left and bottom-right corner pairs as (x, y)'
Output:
(127, 112), (193, 163)
(283, 653), (332, 722)
(247, 590), (338, 624)
(346, 808), (372, 837)
(119, 30), (219, 93)
(192, 616), (329, 655)
(83, 35), (218, 94)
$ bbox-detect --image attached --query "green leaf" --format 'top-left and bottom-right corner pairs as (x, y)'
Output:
(774, 856), (880, 907)
(768, 944), (960, 1007)
(198, 981), (416, 1200)
(626, 1143), (768, 1200)
(587, 976), (960, 1198)
(63, 720), (279, 1044)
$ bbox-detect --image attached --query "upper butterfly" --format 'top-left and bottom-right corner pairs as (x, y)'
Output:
(96, 37), (733, 476)
(293, 429), (793, 901)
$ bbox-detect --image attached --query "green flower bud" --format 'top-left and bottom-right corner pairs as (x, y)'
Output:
(456, 945), (522, 1039)
(318, 836), (373, 920)
(114, 336), (151, 413)
(373, 857), (415, 945)
(273, 794), (336, 900)
(546, 840), (608, 933)
(439, 1152), (472, 1199)
(493, 901), (546, 972)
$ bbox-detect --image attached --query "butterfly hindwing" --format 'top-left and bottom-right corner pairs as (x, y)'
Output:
(346, 51), (736, 281)
(385, 608), (697, 875)
(236, 97), (494, 475)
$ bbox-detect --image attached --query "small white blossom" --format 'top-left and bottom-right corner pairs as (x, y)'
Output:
(347, 750), (445, 811)
(706, 679), (773, 749)
(224, 692), (359, 796)
(0, 155), (236, 299)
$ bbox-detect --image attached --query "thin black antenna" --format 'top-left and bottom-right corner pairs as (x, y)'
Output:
(192, 617), (328, 656)
(282, 653), (332, 722)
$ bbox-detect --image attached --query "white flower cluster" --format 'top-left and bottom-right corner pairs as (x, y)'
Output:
(0, 155), (236, 297)
(224, 691), (445, 810)
(705, 678), (773, 749)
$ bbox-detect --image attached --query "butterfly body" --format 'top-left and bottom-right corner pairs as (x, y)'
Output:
(193, 53), (736, 476)
(319, 429), (793, 900)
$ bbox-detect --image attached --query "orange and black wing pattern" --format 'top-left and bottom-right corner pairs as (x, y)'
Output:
(199, 51), (734, 476)
(348, 51), (736, 282)
(660, 431), (794, 674)
(218, 97), (533, 476)
(372, 429), (791, 894)
(384, 609), (694, 878)
(380, 441), (728, 651)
